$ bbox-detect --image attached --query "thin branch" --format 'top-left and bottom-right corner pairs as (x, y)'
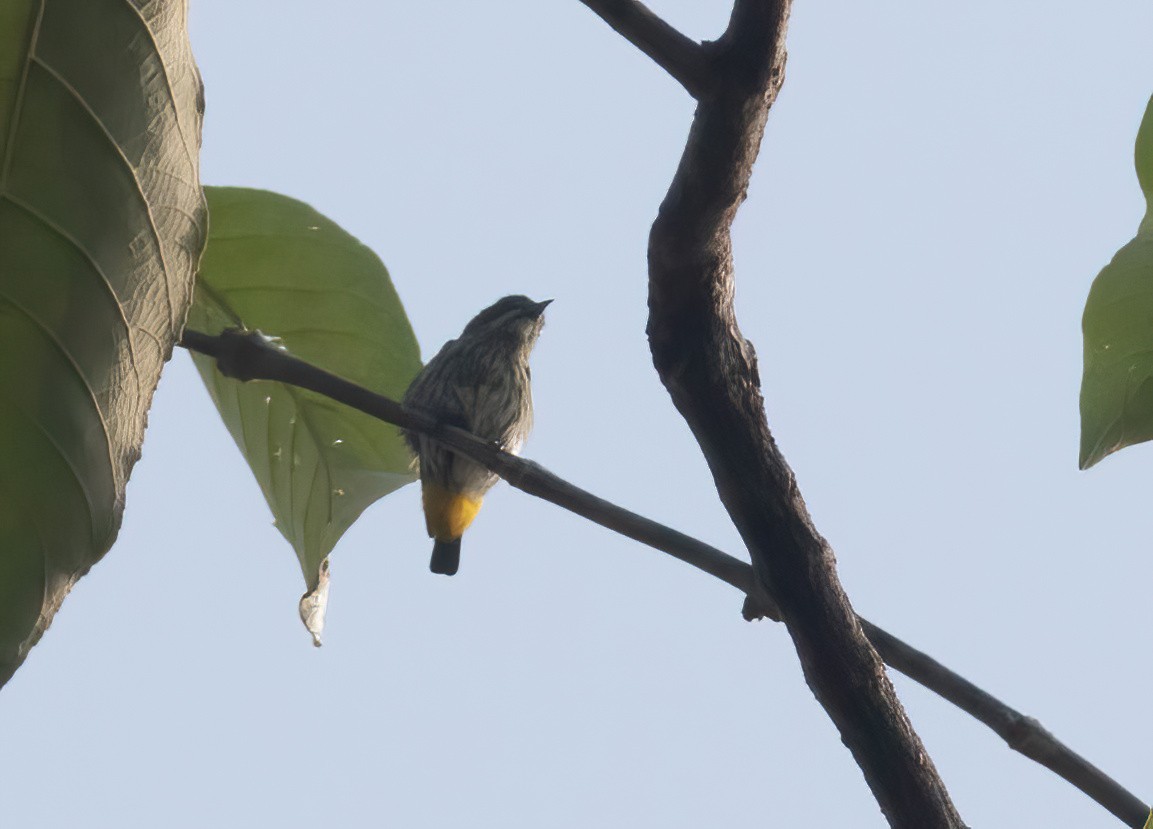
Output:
(860, 622), (1150, 828)
(181, 328), (1149, 827)
(576, 0), (711, 98)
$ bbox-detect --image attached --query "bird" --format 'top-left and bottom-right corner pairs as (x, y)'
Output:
(402, 295), (551, 575)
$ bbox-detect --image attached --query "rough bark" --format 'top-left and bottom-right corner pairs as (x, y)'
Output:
(643, 2), (965, 825)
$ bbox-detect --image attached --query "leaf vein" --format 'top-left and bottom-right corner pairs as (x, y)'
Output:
(0, 295), (120, 492)
(29, 53), (178, 333)
(1, 191), (142, 391)
(0, 0), (45, 190)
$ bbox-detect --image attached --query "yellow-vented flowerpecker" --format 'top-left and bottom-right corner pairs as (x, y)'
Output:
(402, 295), (550, 575)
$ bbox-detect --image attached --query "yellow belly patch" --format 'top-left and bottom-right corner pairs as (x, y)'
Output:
(422, 483), (483, 541)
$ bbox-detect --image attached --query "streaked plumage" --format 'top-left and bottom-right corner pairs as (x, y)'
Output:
(403, 295), (550, 575)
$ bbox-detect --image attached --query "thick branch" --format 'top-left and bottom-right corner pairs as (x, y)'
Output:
(576, 0), (711, 97)
(182, 329), (1148, 827)
(643, 2), (964, 826)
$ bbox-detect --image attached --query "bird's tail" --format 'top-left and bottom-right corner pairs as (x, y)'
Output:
(430, 538), (461, 576)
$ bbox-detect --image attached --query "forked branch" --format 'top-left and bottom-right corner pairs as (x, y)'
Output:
(609, 0), (962, 823)
(576, 0), (711, 97)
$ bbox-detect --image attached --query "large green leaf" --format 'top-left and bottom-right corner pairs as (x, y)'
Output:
(1080, 94), (1153, 468)
(0, 0), (206, 686)
(188, 187), (421, 644)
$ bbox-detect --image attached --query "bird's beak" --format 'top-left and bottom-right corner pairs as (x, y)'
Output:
(535, 299), (553, 315)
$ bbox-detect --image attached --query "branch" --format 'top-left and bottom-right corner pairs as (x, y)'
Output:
(181, 329), (768, 604)
(181, 328), (1149, 827)
(860, 622), (1150, 828)
(576, 0), (711, 97)
(643, 1), (962, 825)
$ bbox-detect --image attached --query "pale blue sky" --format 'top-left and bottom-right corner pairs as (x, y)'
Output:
(3, 2), (1152, 827)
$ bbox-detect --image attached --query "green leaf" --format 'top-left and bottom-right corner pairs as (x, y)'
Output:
(1079, 237), (1153, 468)
(1136, 94), (1153, 211)
(1080, 95), (1153, 469)
(0, 0), (206, 686)
(188, 187), (421, 644)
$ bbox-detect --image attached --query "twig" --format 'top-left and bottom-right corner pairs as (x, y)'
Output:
(181, 328), (1149, 827)
(860, 621), (1150, 828)
(576, 0), (711, 97)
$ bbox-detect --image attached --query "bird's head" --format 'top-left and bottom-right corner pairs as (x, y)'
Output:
(461, 295), (552, 346)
